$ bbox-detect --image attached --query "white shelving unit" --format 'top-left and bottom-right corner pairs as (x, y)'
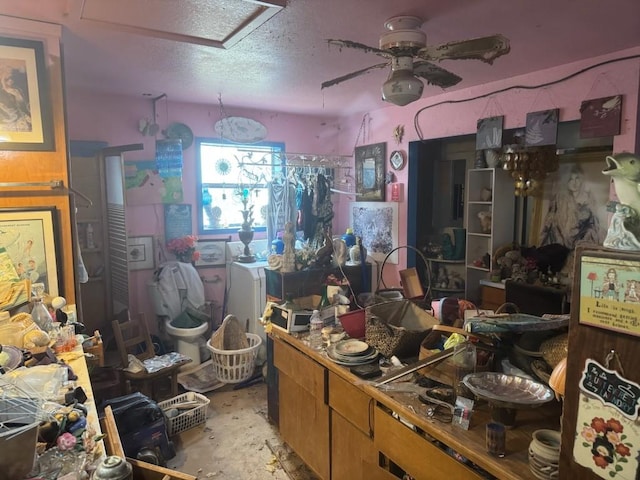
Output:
(465, 168), (515, 304)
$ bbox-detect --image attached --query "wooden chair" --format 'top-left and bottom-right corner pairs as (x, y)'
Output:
(111, 310), (191, 401)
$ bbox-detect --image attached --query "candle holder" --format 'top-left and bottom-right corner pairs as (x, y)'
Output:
(237, 192), (256, 263)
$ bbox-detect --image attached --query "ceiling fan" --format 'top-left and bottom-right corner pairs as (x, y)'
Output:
(322, 15), (510, 106)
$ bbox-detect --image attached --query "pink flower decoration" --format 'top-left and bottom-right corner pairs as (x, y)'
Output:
(56, 432), (77, 451)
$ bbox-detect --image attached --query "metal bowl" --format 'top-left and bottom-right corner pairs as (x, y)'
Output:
(463, 372), (554, 409)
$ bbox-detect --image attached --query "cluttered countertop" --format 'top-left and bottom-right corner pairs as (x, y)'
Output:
(267, 298), (568, 480)
(0, 301), (106, 479)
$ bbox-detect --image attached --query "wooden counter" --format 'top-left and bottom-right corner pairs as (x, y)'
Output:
(270, 328), (561, 480)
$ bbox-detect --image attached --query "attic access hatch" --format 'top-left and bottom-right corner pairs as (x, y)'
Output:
(79, 0), (285, 49)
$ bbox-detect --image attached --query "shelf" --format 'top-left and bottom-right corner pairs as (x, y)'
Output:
(468, 232), (491, 238)
(467, 201), (492, 205)
(432, 287), (465, 293)
(467, 264), (490, 272)
(426, 258), (465, 264)
(76, 218), (101, 223)
(84, 276), (104, 283)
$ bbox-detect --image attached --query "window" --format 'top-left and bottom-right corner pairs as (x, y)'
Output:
(197, 138), (285, 234)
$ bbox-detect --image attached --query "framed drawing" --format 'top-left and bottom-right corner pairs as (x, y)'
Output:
(164, 204), (192, 241)
(0, 207), (60, 296)
(529, 151), (610, 249)
(476, 115), (503, 150)
(525, 109), (559, 146)
(578, 250), (640, 337)
(194, 239), (227, 268)
(580, 95), (622, 139)
(127, 236), (155, 271)
(0, 36), (54, 150)
(349, 202), (399, 264)
(355, 142), (386, 201)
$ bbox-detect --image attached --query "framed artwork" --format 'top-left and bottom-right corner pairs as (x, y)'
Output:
(529, 151), (610, 249)
(127, 236), (155, 271)
(355, 142), (386, 201)
(194, 239), (227, 268)
(0, 36), (54, 151)
(0, 207), (60, 296)
(164, 204), (192, 241)
(476, 116), (504, 150)
(578, 251), (640, 337)
(525, 109), (559, 146)
(580, 95), (622, 139)
(349, 202), (399, 264)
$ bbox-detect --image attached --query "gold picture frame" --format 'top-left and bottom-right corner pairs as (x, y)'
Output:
(0, 36), (54, 150)
(355, 142), (386, 201)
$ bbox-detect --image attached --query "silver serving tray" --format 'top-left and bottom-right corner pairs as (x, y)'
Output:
(463, 372), (554, 408)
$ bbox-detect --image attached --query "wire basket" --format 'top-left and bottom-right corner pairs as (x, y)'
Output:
(158, 391), (210, 436)
(206, 333), (262, 384)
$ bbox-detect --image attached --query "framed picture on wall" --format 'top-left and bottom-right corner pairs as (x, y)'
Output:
(529, 151), (610, 249)
(127, 236), (155, 271)
(194, 239), (227, 268)
(0, 36), (54, 150)
(355, 142), (386, 201)
(0, 207), (60, 296)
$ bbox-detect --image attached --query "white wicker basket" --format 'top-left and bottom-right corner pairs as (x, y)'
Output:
(206, 333), (262, 384)
(158, 391), (210, 436)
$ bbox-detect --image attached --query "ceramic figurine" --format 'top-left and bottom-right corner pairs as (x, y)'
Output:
(332, 238), (348, 266)
(281, 221), (296, 272)
(603, 152), (640, 250)
(478, 211), (492, 233)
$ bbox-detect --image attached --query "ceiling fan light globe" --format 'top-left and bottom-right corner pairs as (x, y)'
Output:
(382, 71), (423, 106)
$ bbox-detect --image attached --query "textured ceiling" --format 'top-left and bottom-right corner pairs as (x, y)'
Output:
(0, 0), (639, 116)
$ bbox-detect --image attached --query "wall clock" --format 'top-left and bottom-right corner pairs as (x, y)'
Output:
(214, 116), (268, 143)
(390, 150), (406, 170)
(163, 122), (194, 150)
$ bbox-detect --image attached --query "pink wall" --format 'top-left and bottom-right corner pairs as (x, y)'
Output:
(334, 47), (640, 287)
(66, 47), (640, 325)
(66, 91), (341, 327)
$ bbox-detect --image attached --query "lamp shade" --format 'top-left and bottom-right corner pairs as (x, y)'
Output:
(381, 58), (424, 106)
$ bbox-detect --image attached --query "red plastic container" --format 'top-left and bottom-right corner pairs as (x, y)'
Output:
(337, 309), (366, 339)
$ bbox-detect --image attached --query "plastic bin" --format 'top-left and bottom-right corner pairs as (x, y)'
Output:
(158, 391), (210, 436)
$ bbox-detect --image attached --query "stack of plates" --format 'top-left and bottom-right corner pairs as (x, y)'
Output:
(327, 339), (378, 366)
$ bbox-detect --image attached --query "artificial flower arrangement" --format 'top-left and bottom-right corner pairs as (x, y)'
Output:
(167, 235), (200, 263)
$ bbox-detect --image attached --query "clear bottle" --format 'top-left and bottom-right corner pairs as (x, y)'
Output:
(309, 309), (323, 350)
(31, 297), (54, 333)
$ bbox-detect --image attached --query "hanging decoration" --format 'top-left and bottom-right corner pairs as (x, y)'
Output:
(580, 95), (623, 139)
(572, 356), (640, 479)
(525, 109), (559, 146)
(476, 115), (504, 150)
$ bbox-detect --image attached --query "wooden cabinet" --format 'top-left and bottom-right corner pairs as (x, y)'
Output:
(273, 336), (330, 479)
(265, 264), (372, 303)
(374, 405), (484, 479)
(465, 168), (515, 305)
(329, 372), (376, 480)
(480, 281), (506, 310)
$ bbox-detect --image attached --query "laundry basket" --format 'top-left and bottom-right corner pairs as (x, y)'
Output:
(206, 333), (262, 384)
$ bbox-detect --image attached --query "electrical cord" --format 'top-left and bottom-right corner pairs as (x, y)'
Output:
(413, 54), (640, 141)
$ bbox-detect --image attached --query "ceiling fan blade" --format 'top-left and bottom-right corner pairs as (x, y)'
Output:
(327, 39), (391, 58)
(413, 61), (462, 88)
(321, 62), (390, 90)
(417, 34), (510, 64)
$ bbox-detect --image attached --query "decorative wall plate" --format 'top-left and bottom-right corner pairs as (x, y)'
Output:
(163, 122), (194, 150)
(214, 116), (267, 143)
(390, 150), (406, 170)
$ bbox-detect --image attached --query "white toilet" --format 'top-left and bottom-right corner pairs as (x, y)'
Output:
(147, 280), (209, 366)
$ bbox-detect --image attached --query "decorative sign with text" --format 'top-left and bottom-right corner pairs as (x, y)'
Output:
(579, 359), (640, 420)
(579, 255), (640, 337)
(574, 358), (640, 479)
